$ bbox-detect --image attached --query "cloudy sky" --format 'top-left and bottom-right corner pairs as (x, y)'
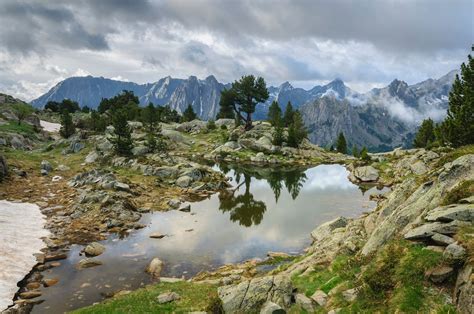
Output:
(0, 0), (472, 101)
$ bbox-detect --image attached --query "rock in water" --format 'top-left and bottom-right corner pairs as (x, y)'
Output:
(84, 242), (106, 257)
(146, 258), (164, 278)
(353, 166), (379, 182)
(77, 258), (103, 269)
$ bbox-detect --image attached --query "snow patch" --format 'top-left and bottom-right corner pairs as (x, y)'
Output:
(0, 201), (49, 310)
(40, 120), (61, 133)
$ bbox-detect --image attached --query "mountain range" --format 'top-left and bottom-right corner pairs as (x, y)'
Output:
(31, 70), (457, 151)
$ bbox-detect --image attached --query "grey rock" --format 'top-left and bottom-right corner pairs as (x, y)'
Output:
(176, 120), (207, 133)
(410, 160), (428, 175)
(310, 290), (328, 306)
(85, 151), (99, 164)
(0, 155), (7, 181)
(260, 301), (285, 314)
(431, 233), (455, 246)
(132, 145), (149, 156)
(97, 139), (114, 153)
(295, 293), (315, 312)
(57, 164), (70, 171)
(114, 182), (131, 193)
(77, 258), (103, 269)
(425, 204), (474, 223)
(84, 242), (105, 257)
(443, 243), (467, 263)
(426, 266), (454, 283)
(70, 141), (85, 153)
(218, 275), (292, 313)
(168, 199), (181, 209)
(40, 160), (53, 173)
(176, 175), (193, 188)
(179, 204), (191, 212)
(454, 264), (472, 314)
(353, 166), (379, 182)
(146, 258), (164, 278)
(157, 292), (180, 304)
(342, 287), (359, 302)
(311, 216), (348, 242)
(404, 221), (469, 240)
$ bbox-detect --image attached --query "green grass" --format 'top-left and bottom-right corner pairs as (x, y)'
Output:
(435, 144), (474, 168)
(72, 281), (219, 314)
(0, 121), (36, 136)
(442, 179), (474, 205)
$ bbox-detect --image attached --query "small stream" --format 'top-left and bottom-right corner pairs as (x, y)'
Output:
(31, 163), (383, 313)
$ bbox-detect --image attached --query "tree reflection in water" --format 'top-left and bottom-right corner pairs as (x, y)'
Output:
(216, 163), (308, 227)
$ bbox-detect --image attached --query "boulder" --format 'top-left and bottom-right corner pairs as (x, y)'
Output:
(311, 216), (348, 242)
(10, 134), (30, 150)
(310, 290), (328, 306)
(40, 160), (53, 175)
(168, 199), (181, 209)
(425, 204), (474, 223)
(175, 120), (207, 133)
(97, 139), (114, 153)
(176, 175), (193, 188)
(218, 275), (292, 313)
(215, 119), (235, 129)
(114, 182), (131, 193)
(443, 243), (467, 263)
(353, 166), (379, 182)
(132, 145), (149, 156)
(342, 287), (359, 302)
(431, 233), (455, 246)
(425, 266), (454, 283)
(69, 141), (85, 153)
(410, 160), (428, 175)
(157, 292), (180, 304)
(404, 221), (469, 240)
(77, 258), (103, 269)
(84, 242), (105, 257)
(85, 151), (99, 164)
(179, 204), (191, 212)
(295, 293), (315, 312)
(146, 257), (164, 278)
(260, 301), (285, 314)
(454, 264), (472, 313)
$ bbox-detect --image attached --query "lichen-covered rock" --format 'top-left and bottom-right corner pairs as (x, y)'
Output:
(84, 242), (105, 257)
(352, 166), (379, 182)
(311, 216), (348, 242)
(404, 221), (469, 240)
(410, 160), (428, 175)
(218, 275), (292, 313)
(454, 263), (473, 314)
(443, 243), (467, 263)
(295, 293), (315, 312)
(431, 233), (455, 246)
(425, 204), (474, 223)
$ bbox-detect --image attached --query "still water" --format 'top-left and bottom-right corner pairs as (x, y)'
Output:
(33, 164), (381, 313)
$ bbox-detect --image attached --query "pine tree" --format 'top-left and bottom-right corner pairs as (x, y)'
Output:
(182, 104), (198, 122)
(89, 110), (106, 132)
(413, 118), (436, 148)
(272, 116), (285, 146)
(59, 110), (75, 138)
(439, 55), (474, 147)
(142, 103), (158, 132)
(352, 145), (360, 158)
(219, 75), (269, 130)
(360, 146), (371, 162)
(267, 101), (282, 126)
(283, 101), (295, 127)
(335, 132), (347, 154)
(112, 109), (133, 156)
(217, 89), (236, 119)
(287, 111), (307, 148)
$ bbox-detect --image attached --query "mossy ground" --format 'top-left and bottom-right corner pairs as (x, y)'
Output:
(289, 241), (454, 313)
(71, 281), (219, 314)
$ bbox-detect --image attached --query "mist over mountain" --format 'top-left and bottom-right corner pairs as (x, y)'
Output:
(31, 70), (456, 150)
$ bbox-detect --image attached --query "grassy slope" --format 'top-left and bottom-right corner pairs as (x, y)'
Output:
(72, 282), (219, 314)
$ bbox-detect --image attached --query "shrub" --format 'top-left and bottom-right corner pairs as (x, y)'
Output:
(207, 119), (216, 130)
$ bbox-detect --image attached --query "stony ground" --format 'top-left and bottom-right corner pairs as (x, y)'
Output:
(0, 109), (472, 313)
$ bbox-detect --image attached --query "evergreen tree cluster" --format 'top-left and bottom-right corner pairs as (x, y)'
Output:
(45, 99), (81, 113)
(266, 101), (307, 148)
(59, 111), (75, 138)
(413, 54), (473, 149)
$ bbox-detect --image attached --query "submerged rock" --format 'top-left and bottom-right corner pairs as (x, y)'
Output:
(77, 258), (103, 269)
(146, 258), (164, 278)
(84, 242), (105, 257)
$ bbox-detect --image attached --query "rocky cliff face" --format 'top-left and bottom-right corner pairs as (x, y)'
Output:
(300, 96), (411, 151)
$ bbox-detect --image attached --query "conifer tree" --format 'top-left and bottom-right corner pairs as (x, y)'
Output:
(413, 118), (435, 148)
(182, 104), (198, 122)
(283, 101), (295, 127)
(287, 111), (307, 148)
(111, 109), (133, 156)
(352, 145), (360, 158)
(59, 110), (75, 138)
(272, 116), (285, 146)
(360, 146), (371, 162)
(336, 132), (347, 154)
(439, 55), (474, 147)
(267, 101), (282, 126)
(217, 89), (236, 119)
